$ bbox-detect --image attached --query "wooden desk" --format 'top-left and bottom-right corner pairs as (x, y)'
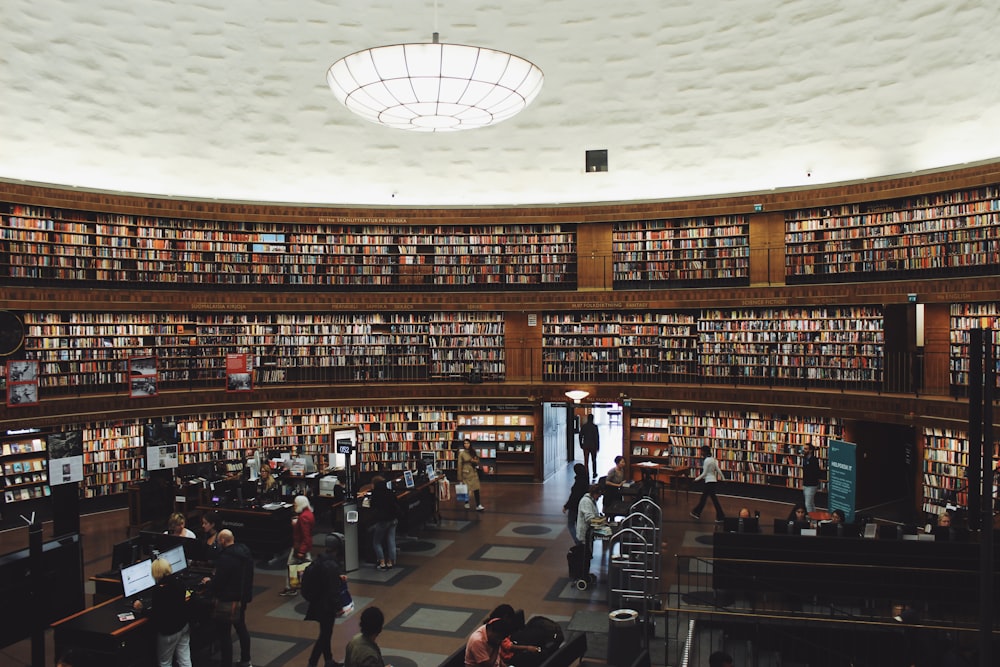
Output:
(630, 463), (691, 501)
(196, 503), (294, 561)
(52, 595), (152, 667)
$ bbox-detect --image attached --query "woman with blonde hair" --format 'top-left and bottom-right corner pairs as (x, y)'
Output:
(166, 512), (195, 539)
(133, 557), (191, 667)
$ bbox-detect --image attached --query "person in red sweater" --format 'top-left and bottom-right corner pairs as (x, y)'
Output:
(281, 494), (315, 596)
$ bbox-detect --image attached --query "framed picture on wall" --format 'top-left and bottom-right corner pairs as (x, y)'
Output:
(129, 356), (158, 398)
(6, 360), (39, 407)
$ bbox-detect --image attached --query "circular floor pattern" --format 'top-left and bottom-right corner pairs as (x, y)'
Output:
(453, 574), (504, 591)
(511, 525), (552, 536)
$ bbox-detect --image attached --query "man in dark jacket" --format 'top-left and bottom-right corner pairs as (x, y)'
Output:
(305, 534), (348, 667)
(801, 444), (823, 514)
(203, 529), (254, 667)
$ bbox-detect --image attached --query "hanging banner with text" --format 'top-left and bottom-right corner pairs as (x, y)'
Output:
(226, 353), (253, 392)
(828, 439), (858, 522)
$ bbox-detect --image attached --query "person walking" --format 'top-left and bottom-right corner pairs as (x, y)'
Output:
(202, 529), (254, 667)
(369, 474), (400, 569)
(562, 463), (590, 545)
(281, 494), (315, 596)
(579, 414), (600, 479)
(690, 445), (727, 522)
(801, 443), (822, 514)
(305, 534), (349, 667)
(345, 607), (392, 667)
(458, 438), (485, 511)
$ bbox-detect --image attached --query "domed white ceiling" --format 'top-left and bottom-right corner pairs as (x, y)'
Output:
(1, 0), (999, 207)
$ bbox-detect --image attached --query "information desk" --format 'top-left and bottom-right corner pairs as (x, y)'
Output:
(356, 476), (438, 563)
(197, 503), (294, 561)
(712, 531), (1000, 606)
(53, 592), (213, 667)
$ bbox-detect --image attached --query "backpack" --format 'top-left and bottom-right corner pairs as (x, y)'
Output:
(300, 559), (326, 603)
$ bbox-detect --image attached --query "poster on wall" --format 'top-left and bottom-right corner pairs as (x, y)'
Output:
(129, 356), (158, 399)
(827, 439), (858, 522)
(47, 430), (84, 485)
(226, 353), (252, 392)
(6, 360), (39, 407)
(144, 421), (180, 470)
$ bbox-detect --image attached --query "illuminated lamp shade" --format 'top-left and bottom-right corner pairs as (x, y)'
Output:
(326, 33), (544, 132)
(565, 390), (590, 404)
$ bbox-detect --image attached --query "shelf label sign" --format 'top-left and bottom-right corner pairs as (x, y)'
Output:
(226, 353), (253, 392)
(828, 439), (857, 522)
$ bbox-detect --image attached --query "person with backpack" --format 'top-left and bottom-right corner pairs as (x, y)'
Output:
(201, 529), (254, 667)
(303, 534), (349, 667)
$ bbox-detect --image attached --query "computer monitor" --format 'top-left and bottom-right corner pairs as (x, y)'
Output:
(159, 544), (187, 574)
(121, 558), (156, 598)
(722, 517), (759, 534)
(773, 518), (811, 535)
(817, 522), (860, 537)
(139, 530), (207, 564)
(403, 470), (415, 489)
(110, 536), (142, 571)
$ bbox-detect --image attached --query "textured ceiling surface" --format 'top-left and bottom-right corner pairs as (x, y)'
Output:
(2, 0), (999, 207)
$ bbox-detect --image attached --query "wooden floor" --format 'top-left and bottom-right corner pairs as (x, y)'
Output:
(0, 453), (800, 667)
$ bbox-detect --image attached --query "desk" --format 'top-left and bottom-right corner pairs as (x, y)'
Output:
(357, 477), (438, 563)
(197, 504), (294, 561)
(53, 592), (213, 667)
(52, 595), (153, 667)
(630, 463), (691, 501)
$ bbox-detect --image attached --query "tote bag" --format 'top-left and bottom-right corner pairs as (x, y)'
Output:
(455, 483), (469, 503)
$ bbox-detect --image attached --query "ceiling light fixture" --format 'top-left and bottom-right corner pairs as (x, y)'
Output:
(565, 390), (590, 404)
(325, 5), (543, 132)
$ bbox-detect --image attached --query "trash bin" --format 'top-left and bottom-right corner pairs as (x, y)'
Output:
(607, 609), (642, 667)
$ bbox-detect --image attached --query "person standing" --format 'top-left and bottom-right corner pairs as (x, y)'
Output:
(345, 606), (392, 667)
(305, 534), (348, 667)
(281, 494), (315, 596)
(690, 445), (726, 522)
(202, 529), (254, 667)
(458, 438), (485, 511)
(579, 414), (600, 479)
(370, 474), (400, 570)
(201, 511), (223, 564)
(134, 557), (192, 667)
(562, 463), (589, 545)
(801, 443), (822, 514)
(575, 484), (602, 544)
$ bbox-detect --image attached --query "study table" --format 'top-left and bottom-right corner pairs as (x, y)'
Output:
(629, 462), (691, 501)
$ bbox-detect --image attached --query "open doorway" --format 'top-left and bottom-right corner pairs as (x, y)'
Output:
(542, 402), (623, 479)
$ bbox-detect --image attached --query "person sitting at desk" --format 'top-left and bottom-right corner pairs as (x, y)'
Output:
(256, 464), (280, 503)
(830, 509), (846, 524)
(603, 456), (627, 508)
(167, 512), (196, 539)
(786, 503), (811, 525)
(134, 556), (192, 667)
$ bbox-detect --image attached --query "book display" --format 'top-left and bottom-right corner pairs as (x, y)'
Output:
(0, 204), (576, 290)
(612, 216), (750, 287)
(13, 311), (507, 397)
(629, 409), (840, 489)
(0, 431), (49, 506)
(785, 185), (1000, 283)
(456, 411), (537, 479)
(948, 302), (1000, 395)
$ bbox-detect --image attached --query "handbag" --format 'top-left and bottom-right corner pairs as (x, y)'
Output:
(288, 561), (311, 589)
(455, 483), (469, 503)
(338, 578), (355, 616)
(211, 598), (241, 623)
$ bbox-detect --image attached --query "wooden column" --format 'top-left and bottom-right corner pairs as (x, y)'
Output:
(576, 221), (613, 290)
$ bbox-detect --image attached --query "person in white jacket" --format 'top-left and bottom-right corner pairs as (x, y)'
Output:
(690, 445), (727, 522)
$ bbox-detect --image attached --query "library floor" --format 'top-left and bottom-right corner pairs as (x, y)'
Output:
(0, 447), (805, 667)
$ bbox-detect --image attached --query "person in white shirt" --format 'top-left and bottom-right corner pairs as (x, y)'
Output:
(690, 445), (727, 522)
(166, 512), (196, 539)
(575, 484), (602, 543)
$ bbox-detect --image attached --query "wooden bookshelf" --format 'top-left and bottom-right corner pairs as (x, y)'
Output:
(0, 204), (576, 291)
(612, 216), (750, 287)
(0, 432), (49, 507)
(698, 306), (885, 388)
(921, 427), (971, 515)
(628, 409), (840, 490)
(948, 302), (1000, 396)
(81, 422), (143, 498)
(785, 185), (1000, 283)
(12, 311), (507, 396)
(456, 411), (537, 480)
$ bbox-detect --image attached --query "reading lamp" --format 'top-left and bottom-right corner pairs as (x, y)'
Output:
(565, 390), (590, 404)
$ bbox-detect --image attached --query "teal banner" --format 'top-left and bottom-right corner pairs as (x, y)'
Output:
(827, 439), (857, 522)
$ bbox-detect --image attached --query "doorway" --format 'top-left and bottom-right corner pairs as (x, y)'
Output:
(542, 401), (624, 479)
